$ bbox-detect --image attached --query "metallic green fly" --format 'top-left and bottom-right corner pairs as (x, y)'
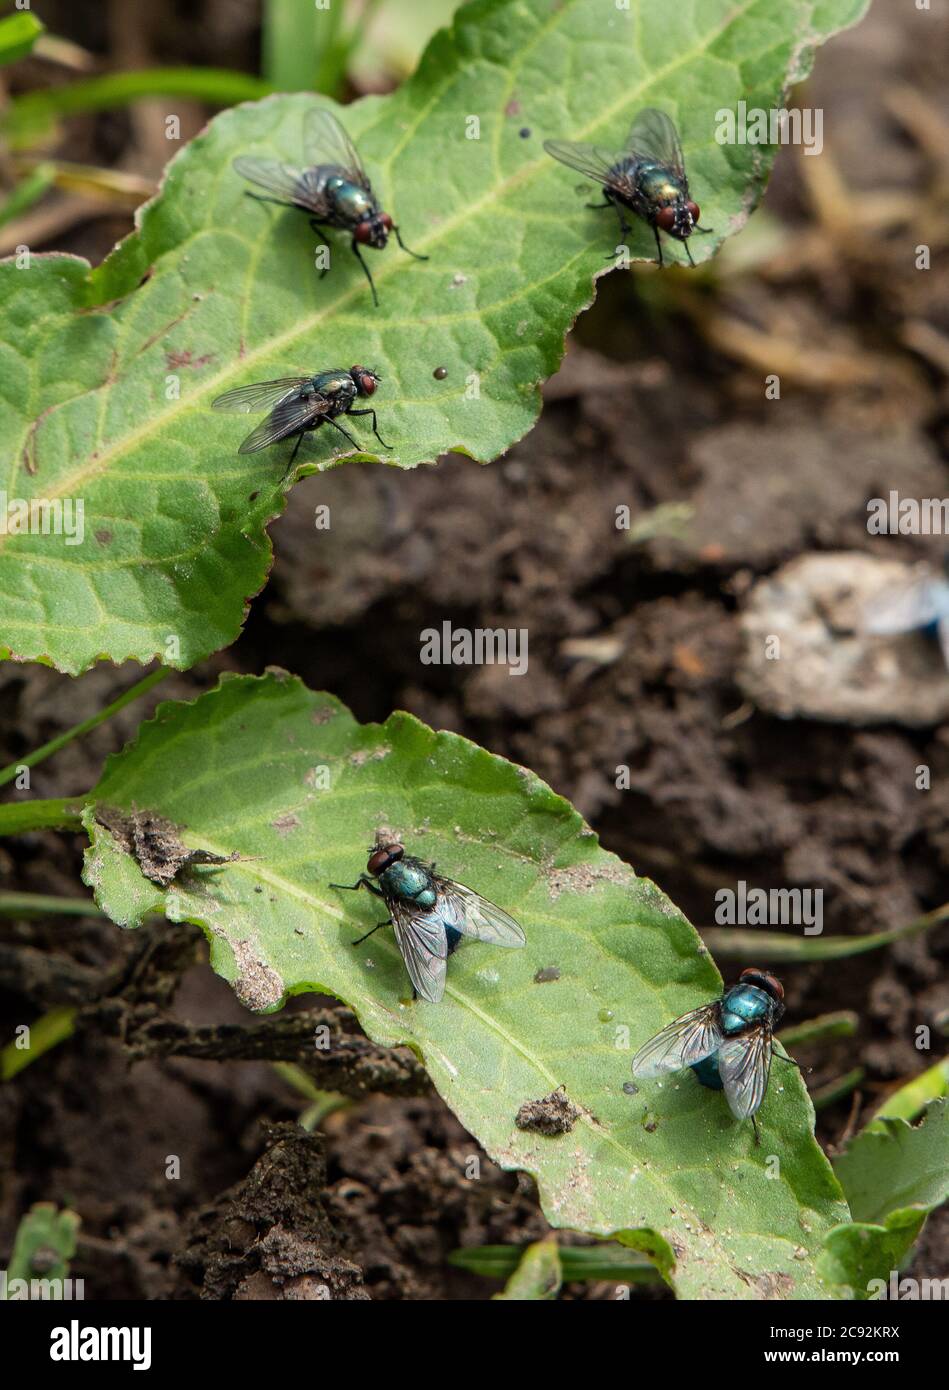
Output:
(631, 968), (799, 1143)
(233, 108), (427, 306)
(212, 366), (389, 471)
(545, 107), (711, 266)
(331, 838), (526, 1003)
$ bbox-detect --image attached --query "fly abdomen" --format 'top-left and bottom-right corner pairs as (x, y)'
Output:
(690, 1054), (724, 1091)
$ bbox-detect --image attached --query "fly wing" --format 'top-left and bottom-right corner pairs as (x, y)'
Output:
(304, 108), (373, 190)
(232, 156), (312, 206)
(938, 614), (949, 669)
(863, 576), (949, 635)
(543, 139), (634, 195)
(432, 877), (526, 947)
(631, 1003), (723, 1079)
(625, 108), (685, 175)
(236, 392), (328, 454)
(212, 378), (312, 414)
(388, 899), (449, 1003)
(717, 1025), (773, 1120)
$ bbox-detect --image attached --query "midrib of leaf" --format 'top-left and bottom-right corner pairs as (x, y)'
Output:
(1, 0), (763, 527)
(106, 726), (836, 1293)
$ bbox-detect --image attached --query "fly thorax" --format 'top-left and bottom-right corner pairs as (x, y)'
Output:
(326, 177), (374, 222)
(323, 375), (356, 416)
(719, 984), (771, 1034)
(382, 859), (433, 903)
(639, 166), (672, 199)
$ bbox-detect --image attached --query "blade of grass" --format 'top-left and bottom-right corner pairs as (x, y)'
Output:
(0, 891), (109, 918)
(262, 0), (317, 92)
(0, 800), (85, 836)
(779, 1011), (859, 1048)
(272, 1061), (350, 1129)
(0, 11), (44, 66)
(870, 1057), (949, 1127)
(0, 163), (57, 229)
(0, 667), (168, 791)
(702, 902), (949, 961)
(449, 1242), (660, 1284)
(493, 1236), (561, 1300)
(11, 156), (155, 207)
(1, 1005), (77, 1081)
(312, 0), (347, 98)
(812, 1067), (865, 1111)
(3, 69), (276, 148)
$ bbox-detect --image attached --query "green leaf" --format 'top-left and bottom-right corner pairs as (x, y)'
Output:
(870, 1056), (949, 1124)
(1, 1004), (77, 1081)
(493, 1236), (562, 1300)
(2, 69), (275, 148)
(0, 12), (44, 67)
(819, 1101), (949, 1297)
(3, 1203), (80, 1296)
(0, 0), (868, 674)
(79, 672), (849, 1299)
(449, 1240), (659, 1284)
(0, 163), (57, 230)
(262, 0), (323, 92)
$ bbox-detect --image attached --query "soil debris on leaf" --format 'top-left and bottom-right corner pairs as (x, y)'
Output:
(534, 966), (561, 983)
(515, 1085), (581, 1136)
(95, 805), (239, 888)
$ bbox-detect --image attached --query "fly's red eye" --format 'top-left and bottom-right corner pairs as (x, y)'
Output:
(368, 841), (403, 874)
(741, 967), (784, 1000)
(354, 222), (373, 244)
(687, 201), (700, 222)
(655, 206), (676, 231)
(351, 366), (376, 395)
(381, 213), (393, 231)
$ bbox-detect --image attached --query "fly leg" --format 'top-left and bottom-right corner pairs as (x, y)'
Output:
(329, 875), (392, 946)
(324, 417), (364, 452)
(349, 238), (380, 307)
(774, 1052), (811, 1075)
(392, 225), (428, 261)
(684, 239), (696, 268)
(348, 408), (392, 450)
(607, 207), (632, 260)
(308, 220), (333, 278)
(280, 432), (305, 480)
(352, 920), (392, 947)
(652, 227), (665, 268)
(329, 874), (384, 895)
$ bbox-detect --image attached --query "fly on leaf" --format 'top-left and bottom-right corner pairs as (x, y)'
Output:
(330, 839), (526, 1003)
(212, 366), (389, 472)
(233, 107), (427, 305)
(544, 107), (710, 267)
(630, 968), (796, 1143)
